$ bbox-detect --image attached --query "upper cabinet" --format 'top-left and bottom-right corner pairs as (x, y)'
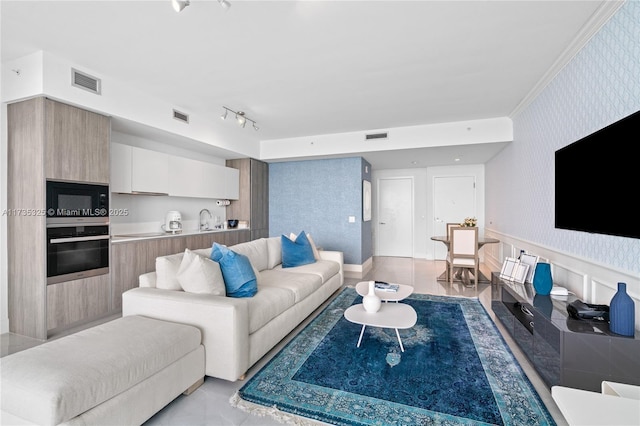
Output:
(131, 147), (169, 194)
(111, 142), (239, 199)
(44, 99), (110, 184)
(110, 143), (132, 193)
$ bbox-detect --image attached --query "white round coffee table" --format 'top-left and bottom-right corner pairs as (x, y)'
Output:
(355, 281), (413, 302)
(344, 303), (417, 352)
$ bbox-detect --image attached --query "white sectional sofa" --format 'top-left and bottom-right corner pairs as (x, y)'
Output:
(122, 236), (344, 382)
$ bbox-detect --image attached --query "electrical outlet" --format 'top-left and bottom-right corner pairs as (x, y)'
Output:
(348, 216), (356, 223)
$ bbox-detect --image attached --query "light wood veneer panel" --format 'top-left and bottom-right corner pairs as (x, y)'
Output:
(47, 274), (110, 331)
(44, 99), (110, 184)
(7, 98), (48, 340)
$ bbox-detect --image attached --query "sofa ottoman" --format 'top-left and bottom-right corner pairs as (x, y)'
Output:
(1, 315), (205, 426)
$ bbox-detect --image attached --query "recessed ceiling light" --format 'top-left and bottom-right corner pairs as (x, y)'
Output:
(454, 158), (461, 162)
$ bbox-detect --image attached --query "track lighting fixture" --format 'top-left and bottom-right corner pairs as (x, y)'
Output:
(221, 106), (258, 131)
(171, 0), (190, 12)
(172, 0), (229, 12)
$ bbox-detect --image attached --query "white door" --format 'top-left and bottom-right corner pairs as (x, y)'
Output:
(433, 176), (476, 260)
(376, 177), (413, 257)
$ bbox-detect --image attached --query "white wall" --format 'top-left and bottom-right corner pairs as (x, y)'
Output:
(371, 164), (485, 261)
(1, 51), (259, 159)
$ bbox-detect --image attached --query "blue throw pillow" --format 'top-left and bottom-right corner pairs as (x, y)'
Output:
(210, 243), (257, 298)
(281, 231), (316, 268)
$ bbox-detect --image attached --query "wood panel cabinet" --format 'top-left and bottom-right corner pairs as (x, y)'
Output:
(47, 274), (110, 332)
(44, 98), (110, 184)
(111, 230), (250, 310)
(8, 97), (111, 340)
(226, 158), (269, 240)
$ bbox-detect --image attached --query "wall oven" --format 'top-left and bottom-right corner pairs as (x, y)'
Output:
(46, 223), (110, 284)
(46, 180), (109, 224)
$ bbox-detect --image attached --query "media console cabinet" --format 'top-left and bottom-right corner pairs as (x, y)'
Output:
(491, 272), (640, 392)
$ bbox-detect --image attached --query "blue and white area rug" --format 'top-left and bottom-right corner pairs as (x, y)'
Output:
(231, 287), (556, 425)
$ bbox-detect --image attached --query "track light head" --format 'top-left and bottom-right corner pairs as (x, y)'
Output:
(252, 123), (259, 131)
(221, 109), (228, 120)
(218, 0), (231, 10)
(172, 0), (190, 12)
(236, 112), (246, 126)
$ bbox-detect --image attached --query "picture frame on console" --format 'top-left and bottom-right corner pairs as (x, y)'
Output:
(519, 253), (539, 283)
(500, 258), (518, 281)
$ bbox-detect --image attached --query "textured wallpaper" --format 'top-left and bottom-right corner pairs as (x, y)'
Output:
(269, 157), (370, 265)
(486, 0), (640, 275)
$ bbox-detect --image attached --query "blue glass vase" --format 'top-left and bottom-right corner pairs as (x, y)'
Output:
(532, 263), (553, 295)
(609, 282), (635, 337)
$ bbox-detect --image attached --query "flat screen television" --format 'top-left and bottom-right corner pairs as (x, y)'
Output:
(555, 109), (640, 239)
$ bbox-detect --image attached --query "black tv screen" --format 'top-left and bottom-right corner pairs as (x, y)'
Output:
(555, 109), (640, 239)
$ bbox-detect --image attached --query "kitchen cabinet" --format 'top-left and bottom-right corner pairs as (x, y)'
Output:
(111, 144), (170, 195)
(44, 98), (110, 184)
(47, 274), (111, 332)
(112, 143), (239, 199)
(8, 97), (112, 340)
(226, 158), (269, 240)
(131, 147), (169, 194)
(110, 142), (132, 193)
(110, 230), (250, 310)
(224, 166), (240, 200)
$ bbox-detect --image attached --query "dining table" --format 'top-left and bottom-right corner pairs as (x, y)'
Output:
(430, 234), (500, 286)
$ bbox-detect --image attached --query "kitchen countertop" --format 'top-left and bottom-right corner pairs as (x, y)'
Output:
(111, 227), (247, 243)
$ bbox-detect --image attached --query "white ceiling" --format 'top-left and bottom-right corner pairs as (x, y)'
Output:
(1, 0), (618, 169)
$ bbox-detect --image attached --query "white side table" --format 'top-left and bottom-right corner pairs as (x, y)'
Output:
(344, 303), (417, 352)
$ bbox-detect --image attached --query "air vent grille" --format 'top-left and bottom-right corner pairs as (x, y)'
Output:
(173, 109), (189, 123)
(365, 132), (388, 140)
(71, 69), (101, 94)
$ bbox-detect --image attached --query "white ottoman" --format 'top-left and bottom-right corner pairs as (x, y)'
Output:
(1, 315), (205, 425)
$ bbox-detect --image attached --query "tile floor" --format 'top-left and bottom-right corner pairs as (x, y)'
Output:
(0, 257), (568, 425)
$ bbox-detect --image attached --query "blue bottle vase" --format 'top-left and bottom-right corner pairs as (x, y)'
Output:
(533, 263), (553, 295)
(609, 282), (635, 337)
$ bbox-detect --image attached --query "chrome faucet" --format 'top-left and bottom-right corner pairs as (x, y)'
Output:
(199, 209), (212, 231)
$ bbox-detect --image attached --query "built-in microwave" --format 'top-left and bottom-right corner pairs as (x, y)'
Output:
(46, 180), (109, 224)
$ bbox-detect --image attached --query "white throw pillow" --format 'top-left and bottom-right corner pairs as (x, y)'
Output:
(289, 232), (321, 260)
(155, 252), (185, 290)
(177, 249), (226, 295)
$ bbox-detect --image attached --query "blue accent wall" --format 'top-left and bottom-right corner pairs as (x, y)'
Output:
(269, 157), (372, 265)
(486, 0), (640, 274)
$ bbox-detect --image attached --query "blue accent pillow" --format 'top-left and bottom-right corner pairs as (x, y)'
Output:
(281, 231), (316, 268)
(210, 243), (258, 298)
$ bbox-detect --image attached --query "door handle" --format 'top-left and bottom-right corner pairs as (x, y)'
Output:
(379, 222), (386, 225)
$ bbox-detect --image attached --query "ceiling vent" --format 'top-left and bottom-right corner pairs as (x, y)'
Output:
(365, 132), (388, 140)
(172, 109), (189, 124)
(71, 68), (101, 95)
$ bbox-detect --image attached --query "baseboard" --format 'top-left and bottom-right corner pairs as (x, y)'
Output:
(343, 257), (373, 279)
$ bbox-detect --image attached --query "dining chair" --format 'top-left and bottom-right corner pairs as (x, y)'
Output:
(446, 226), (479, 288)
(444, 222), (459, 280)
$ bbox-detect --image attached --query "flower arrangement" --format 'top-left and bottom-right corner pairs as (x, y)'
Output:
(461, 217), (477, 227)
